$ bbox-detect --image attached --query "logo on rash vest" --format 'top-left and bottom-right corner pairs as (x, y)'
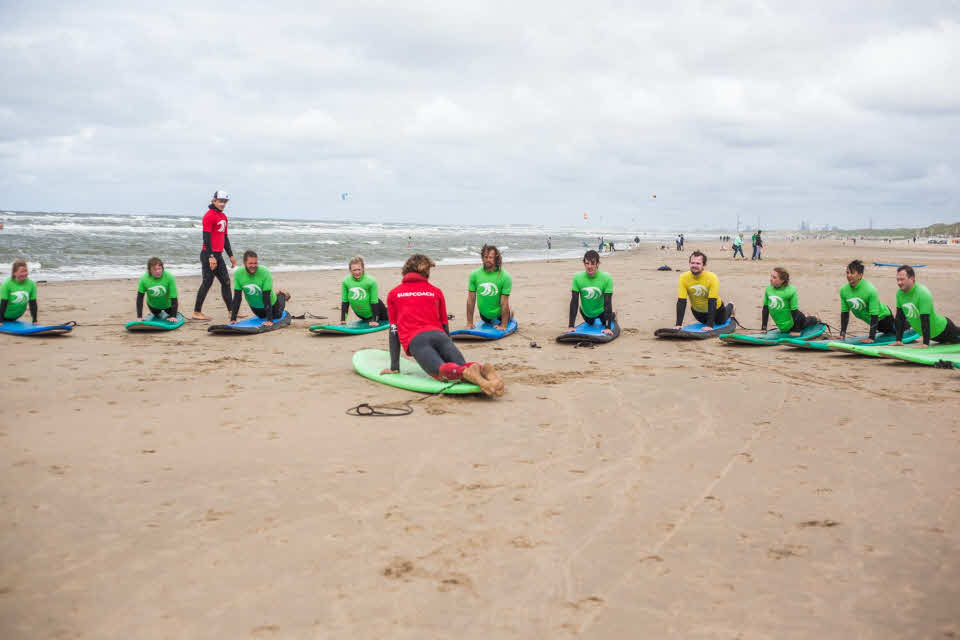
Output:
(10, 291), (29, 304)
(217, 220), (227, 232)
(902, 302), (919, 319)
(768, 295), (785, 310)
(242, 284), (263, 296)
(478, 282), (499, 296)
(581, 286), (602, 300)
(147, 285), (167, 297)
(349, 287), (367, 300)
(848, 297), (865, 310)
(689, 284), (708, 298)
(397, 291), (435, 298)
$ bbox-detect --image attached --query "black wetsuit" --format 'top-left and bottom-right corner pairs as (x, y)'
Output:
(676, 298), (733, 327)
(230, 291), (286, 322)
(569, 291), (613, 329)
(194, 223), (234, 313)
(136, 293), (179, 319)
(896, 310), (960, 345)
(0, 299), (38, 323)
(340, 300), (388, 323)
(840, 306), (895, 340)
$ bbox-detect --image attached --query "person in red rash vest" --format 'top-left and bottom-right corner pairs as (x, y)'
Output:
(382, 254), (504, 397)
(192, 189), (238, 320)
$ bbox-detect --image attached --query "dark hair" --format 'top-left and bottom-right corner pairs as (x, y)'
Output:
(147, 257), (164, 271)
(583, 250), (600, 264)
(402, 253), (436, 277)
(243, 250), (258, 262)
(689, 250), (707, 265)
(481, 244), (502, 270)
(11, 259), (27, 276)
(846, 259), (864, 274)
(897, 265), (915, 278)
(772, 266), (790, 285)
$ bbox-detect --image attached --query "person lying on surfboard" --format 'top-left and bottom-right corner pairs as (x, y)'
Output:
(565, 250), (614, 335)
(0, 259), (38, 324)
(229, 250), (292, 327)
(135, 257), (179, 322)
(893, 265), (960, 347)
(382, 254), (504, 397)
(838, 259), (894, 344)
(674, 251), (734, 331)
(341, 256), (388, 327)
(761, 267), (819, 334)
(466, 244), (512, 331)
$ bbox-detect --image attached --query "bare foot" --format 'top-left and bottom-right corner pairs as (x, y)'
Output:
(192, 312), (212, 321)
(462, 363), (497, 397)
(481, 363), (505, 396)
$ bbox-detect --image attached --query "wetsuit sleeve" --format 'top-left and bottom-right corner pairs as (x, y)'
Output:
(202, 231), (213, 254)
(170, 297), (178, 317)
(340, 301), (350, 322)
(389, 326), (401, 371)
(262, 291), (273, 321)
(603, 293), (613, 329)
(369, 279), (379, 304)
(868, 314), (878, 340)
(921, 314), (931, 345)
(706, 298), (717, 327)
(676, 299), (686, 326)
(895, 308), (905, 342)
(761, 305), (770, 331)
(230, 290), (243, 322)
(223, 233), (233, 258)
(840, 311), (849, 336)
(29, 300), (38, 323)
(569, 291), (579, 327)
(0, 299), (6, 319)
(136, 292), (145, 317)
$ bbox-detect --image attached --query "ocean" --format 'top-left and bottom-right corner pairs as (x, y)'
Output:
(0, 210), (703, 281)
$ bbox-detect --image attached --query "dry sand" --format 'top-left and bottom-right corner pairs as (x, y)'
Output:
(2, 239), (959, 639)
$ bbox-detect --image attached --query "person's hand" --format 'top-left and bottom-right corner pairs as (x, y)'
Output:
(229, 319), (237, 325)
(860, 337), (874, 344)
(137, 317), (144, 322)
(700, 326), (713, 332)
(263, 320), (273, 327)
(892, 341), (903, 346)
(495, 323), (506, 331)
(602, 328), (613, 335)
(674, 325), (682, 330)
(229, 255), (237, 269)
(340, 320), (347, 325)
(208, 256), (217, 269)
(380, 368), (399, 375)
(564, 327), (575, 333)
(918, 343), (929, 348)
(368, 320), (379, 327)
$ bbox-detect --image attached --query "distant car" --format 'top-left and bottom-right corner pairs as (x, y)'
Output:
(927, 239), (948, 244)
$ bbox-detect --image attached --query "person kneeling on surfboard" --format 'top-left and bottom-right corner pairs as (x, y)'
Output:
(674, 251), (733, 331)
(893, 265), (960, 347)
(136, 257), (179, 322)
(0, 259), (38, 324)
(382, 254), (504, 397)
(761, 267), (819, 334)
(838, 259), (894, 344)
(229, 250), (292, 327)
(341, 256), (387, 327)
(565, 250), (614, 335)
(466, 244), (512, 331)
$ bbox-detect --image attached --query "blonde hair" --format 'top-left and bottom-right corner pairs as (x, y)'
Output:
(348, 256), (365, 270)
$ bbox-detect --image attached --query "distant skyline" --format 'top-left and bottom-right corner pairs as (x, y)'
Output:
(1, 1), (958, 228)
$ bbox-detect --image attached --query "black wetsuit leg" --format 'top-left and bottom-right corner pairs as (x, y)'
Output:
(877, 315), (896, 335)
(408, 330), (466, 376)
(933, 318), (960, 344)
(790, 310), (819, 331)
(195, 251), (232, 312)
(147, 305), (172, 316)
(691, 305), (731, 326)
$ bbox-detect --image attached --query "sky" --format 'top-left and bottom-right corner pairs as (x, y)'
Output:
(1, 0), (958, 229)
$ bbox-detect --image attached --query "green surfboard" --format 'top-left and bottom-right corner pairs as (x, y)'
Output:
(310, 320), (389, 335)
(125, 313), (185, 332)
(874, 350), (960, 368)
(352, 349), (483, 394)
(782, 331), (916, 351)
(720, 323), (826, 345)
(829, 342), (960, 357)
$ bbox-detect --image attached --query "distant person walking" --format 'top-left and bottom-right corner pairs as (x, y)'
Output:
(547, 236), (552, 250)
(732, 233), (745, 259)
(751, 230), (763, 260)
(193, 190), (236, 320)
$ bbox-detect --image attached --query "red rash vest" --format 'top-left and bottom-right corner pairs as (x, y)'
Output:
(202, 208), (229, 252)
(387, 272), (448, 353)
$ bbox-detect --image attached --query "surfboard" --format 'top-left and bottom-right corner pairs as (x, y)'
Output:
(654, 318), (737, 340)
(125, 313), (185, 332)
(556, 317), (621, 344)
(875, 350), (960, 368)
(720, 323), (826, 345)
(208, 311), (291, 335)
(828, 342), (960, 357)
(782, 330), (916, 351)
(309, 320), (389, 335)
(451, 318), (518, 341)
(873, 263), (926, 268)
(0, 320), (74, 336)
(352, 349), (483, 394)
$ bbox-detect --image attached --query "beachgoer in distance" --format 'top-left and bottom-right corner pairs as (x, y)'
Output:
(0, 259), (38, 324)
(341, 256), (387, 326)
(382, 254), (504, 397)
(893, 266), (960, 347)
(674, 251), (734, 330)
(732, 233), (745, 259)
(136, 257), (179, 322)
(466, 245), (512, 331)
(229, 250), (292, 327)
(565, 250), (614, 335)
(760, 267), (819, 333)
(838, 259), (894, 343)
(193, 190), (237, 320)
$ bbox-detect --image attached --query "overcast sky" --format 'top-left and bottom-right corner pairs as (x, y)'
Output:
(1, 1), (958, 229)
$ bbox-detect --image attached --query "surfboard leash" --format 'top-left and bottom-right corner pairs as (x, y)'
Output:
(346, 381), (460, 418)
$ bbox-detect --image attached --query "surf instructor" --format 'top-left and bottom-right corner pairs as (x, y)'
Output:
(893, 266), (960, 347)
(466, 244), (512, 331)
(674, 251), (733, 330)
(565, 250), (614, 335)
(193, 190), (237, 320)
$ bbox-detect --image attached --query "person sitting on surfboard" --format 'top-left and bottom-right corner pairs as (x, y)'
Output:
(466, 244), (512, 331)
(893, 265), (960, 346)
(565, 250), (614, 335)
(341, 256), (387, 327)
(761, 267), (819, 334)
(382, 254), (504, 397)
(674, 251), (733, 331)
(136, 257), (179, 323)
(838, 259), (894, 344)
(0, 259), (38, 324)
(229, 250), (292, 327)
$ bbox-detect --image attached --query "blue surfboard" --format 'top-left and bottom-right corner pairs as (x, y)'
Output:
(654, 318), (738, 340)
(0, 320), (74, 336)
(450, 318), (518, 341)
(556, 317), (621, 344)
(873, 263), (926, 268)
(208, 311), (291, 334)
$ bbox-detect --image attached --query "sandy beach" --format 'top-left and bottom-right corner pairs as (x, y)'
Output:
(2, 238), (959, 639)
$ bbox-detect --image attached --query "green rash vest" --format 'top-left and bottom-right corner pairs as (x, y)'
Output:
(1, 278), (37, 320)
(896, 283), (947, 339)
(341, 273), (379, 318)
(137, 270), (178, 310)
(763, 284), (799, 331)
(234, 267), (277, 309)
(572, 270), (613, 318)
(839, 279), (890, 325)
(468, 268), (512, 320)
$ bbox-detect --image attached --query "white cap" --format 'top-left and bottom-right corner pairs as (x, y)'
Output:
(212, 190), (230, 201)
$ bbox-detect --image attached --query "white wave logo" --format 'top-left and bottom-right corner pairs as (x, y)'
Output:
(243, 284), (262, 296)
(349, 287), (366, 300)
(848, 297), (865, 310)
(582, 286), (602, 300)
(689, 284), (708, 298)
(217, 220), (227, 232)
(478, 283), (499, 296)
(10, 291), (29, 304)
(768, 295), (785, 310)
(147, 285), (167, 297)
(902, 302), (919, 319)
